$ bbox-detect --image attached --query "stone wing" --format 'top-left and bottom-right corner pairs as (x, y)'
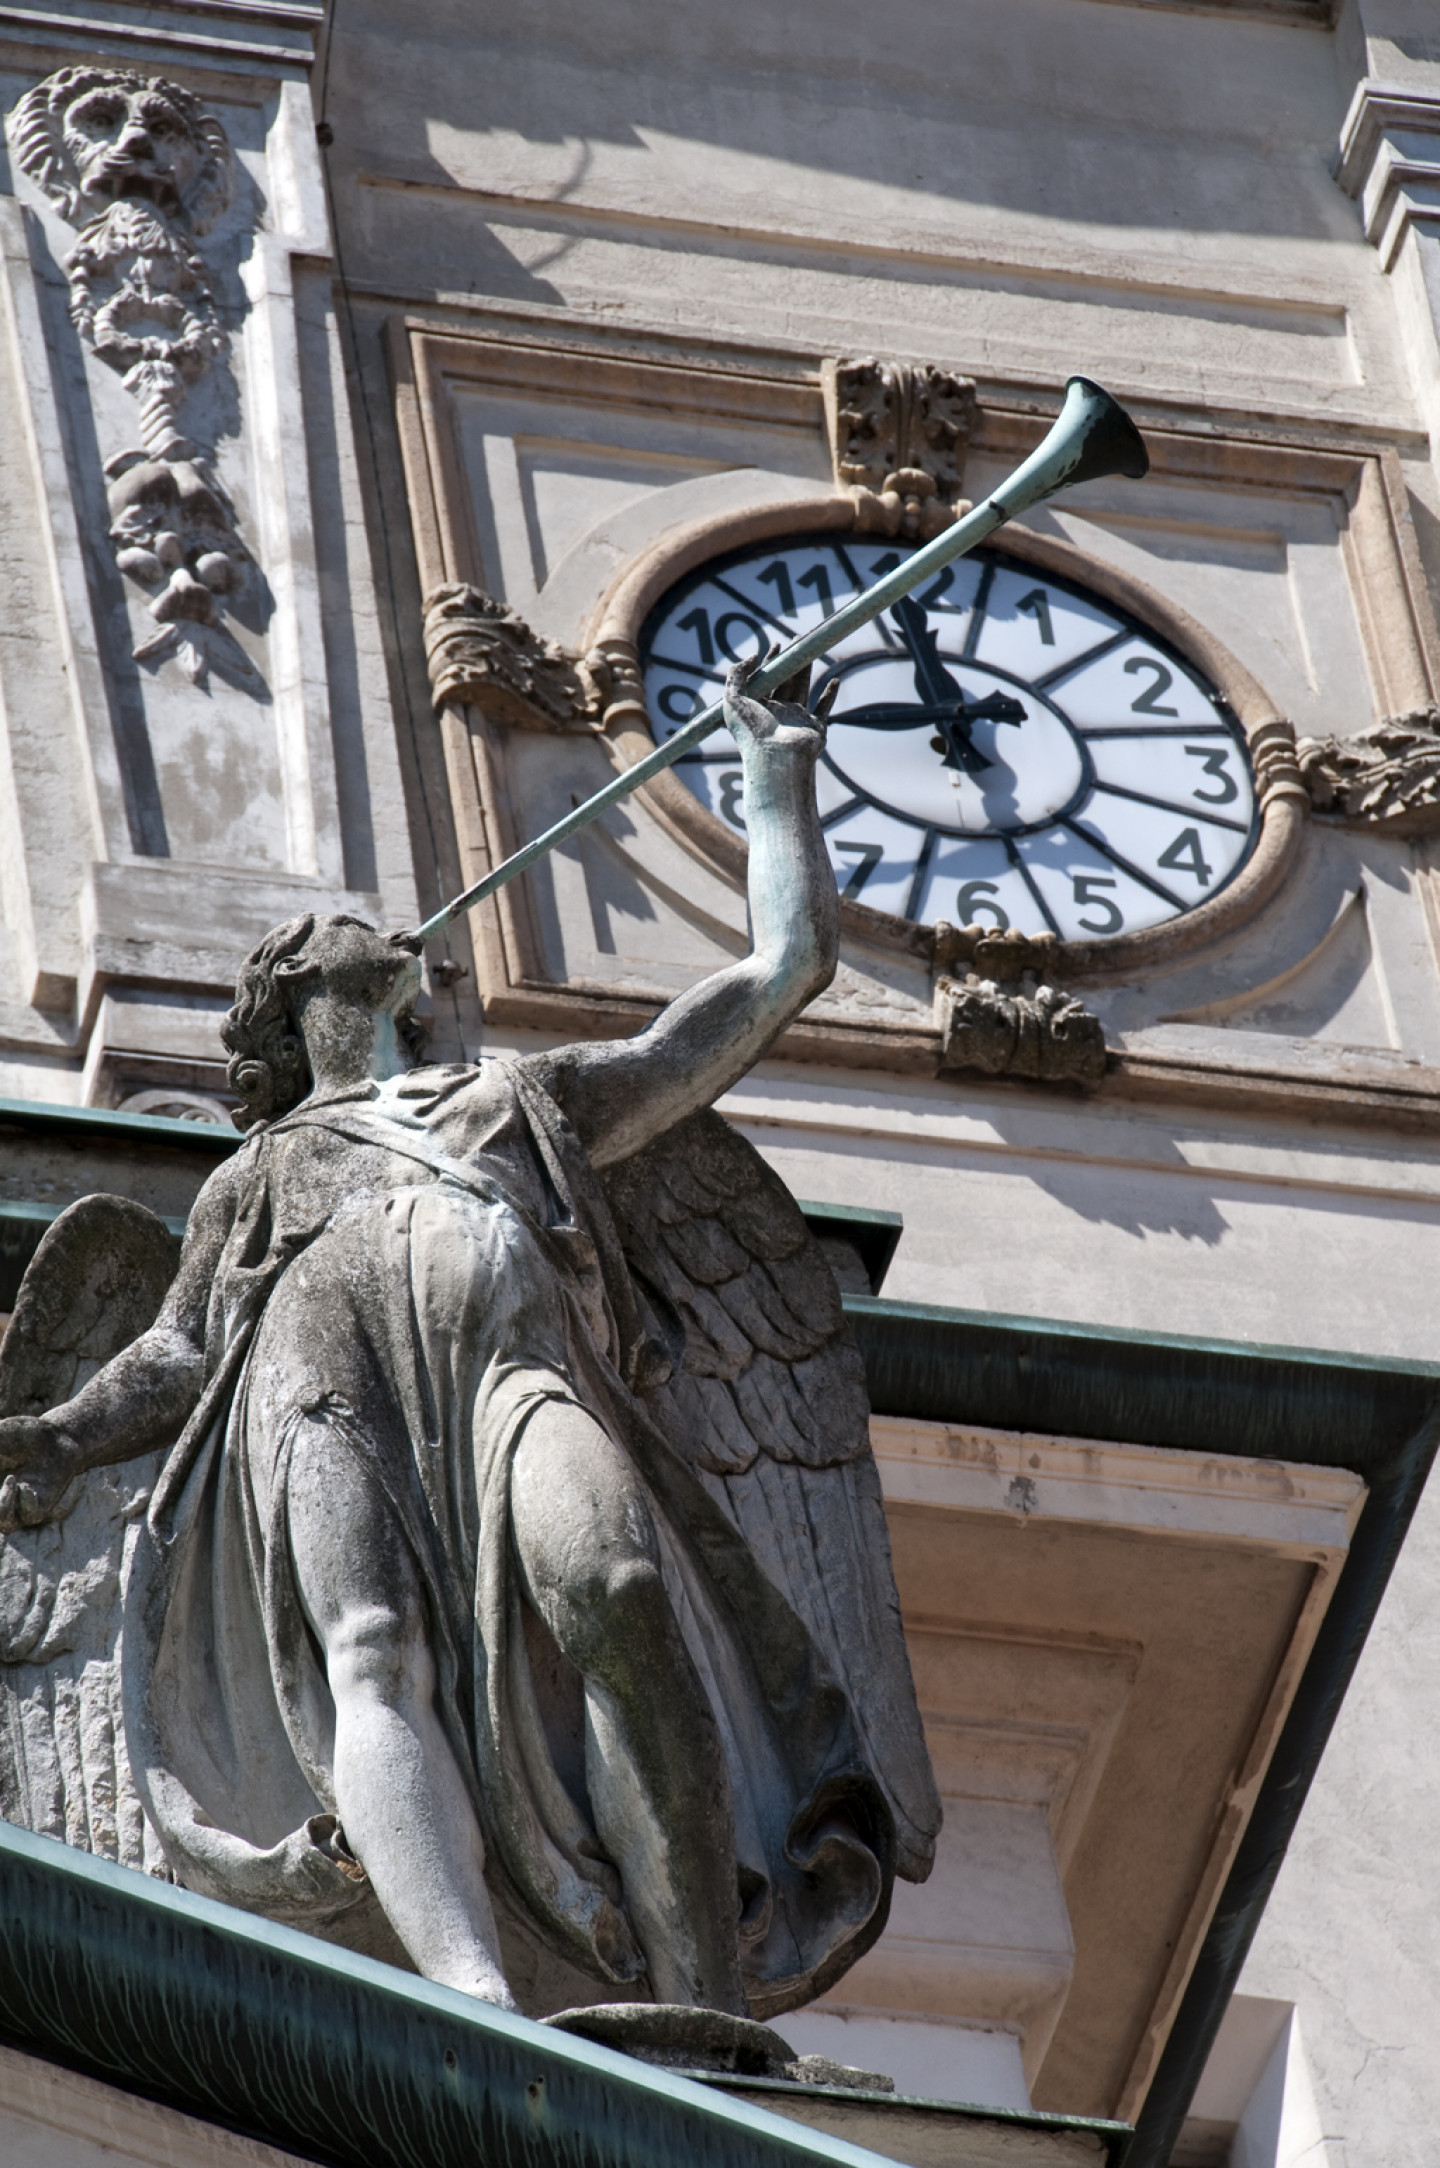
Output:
(602, 1108), (939, 1882)
(0, 1196), (179, 1865)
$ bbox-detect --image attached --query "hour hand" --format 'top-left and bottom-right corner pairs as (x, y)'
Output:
(889, 598), (1024, 773)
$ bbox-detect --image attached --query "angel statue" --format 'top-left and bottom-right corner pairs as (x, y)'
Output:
(0, 655), (940, 2037)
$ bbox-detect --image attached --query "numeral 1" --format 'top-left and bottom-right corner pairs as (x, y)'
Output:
(798, 563), (834, 616)
(757, 562), (796, 617)
(1016, 588), (1055, 646)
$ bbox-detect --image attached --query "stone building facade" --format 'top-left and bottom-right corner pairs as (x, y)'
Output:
(4, 2), (1440, 2164)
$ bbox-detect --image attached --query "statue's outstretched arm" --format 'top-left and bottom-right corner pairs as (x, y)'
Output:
(0, 1154), (241, 1530)
(529, 654), (839, 1170)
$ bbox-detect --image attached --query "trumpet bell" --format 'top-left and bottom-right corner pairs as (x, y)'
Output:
(1059, 374), (1151, 487)
(992, 374), (1150, 523)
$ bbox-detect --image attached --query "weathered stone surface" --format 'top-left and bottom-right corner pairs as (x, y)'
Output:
(1298, 709), (1440, 834)
(0, 668), (938, 2034)
(931, 927), (1106, 1088)
(0, 1195), (178, 1867)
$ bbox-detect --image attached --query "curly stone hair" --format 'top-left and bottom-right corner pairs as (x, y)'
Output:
(220, 915), (317, 1131)
(221, 914), (430, 1132)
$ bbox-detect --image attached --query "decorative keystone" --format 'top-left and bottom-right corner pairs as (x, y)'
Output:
(823, 357), (976, 540)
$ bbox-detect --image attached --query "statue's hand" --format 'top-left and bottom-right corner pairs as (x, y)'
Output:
(723, 646), (837, 759)
(0, 1417), (82, 1533)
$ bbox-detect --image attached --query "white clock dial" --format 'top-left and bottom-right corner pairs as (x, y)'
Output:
(640, 536), (1258, 942)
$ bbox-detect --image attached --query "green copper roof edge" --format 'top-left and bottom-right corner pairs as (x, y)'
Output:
(703, 2070), (1130, 2142)
(0, 1095), (237, 1149)
(842, 1290), (1440, 1385)
(0, 1817), (929, 2168)
(795, 1199), (904, 1229)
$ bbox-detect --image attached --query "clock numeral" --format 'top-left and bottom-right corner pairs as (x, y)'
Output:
(676, 607), (765, 668)
(956, 879), (1010, 931)
(657, 683), (701, 724)
(757, 561), (796, 617)
(1184, 745), (1238, 804)
(1124, 656), (1180, 716)
(757, 559), (839, 623)
(835, 840), (883, 899)
(1072, 874), (1123, 934)
(798, 563), (835, 616)
(717, 771), (746, 828)
(1016, 588), (1055, 646)
(1156, 826), (1214, 885)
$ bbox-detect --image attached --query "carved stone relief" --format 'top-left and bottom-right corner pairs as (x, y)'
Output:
(423, 582), (603, 729)
(8, 68), (254, 685)
(822, 357), (976, 539)
(932, 925), (1107, 1087)
(1297, 709), (1440, 835)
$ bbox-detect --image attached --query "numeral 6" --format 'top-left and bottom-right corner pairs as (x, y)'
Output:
(956, 880), (1010, 931)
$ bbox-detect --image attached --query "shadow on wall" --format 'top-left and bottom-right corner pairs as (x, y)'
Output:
(321, 0), (1354, 243)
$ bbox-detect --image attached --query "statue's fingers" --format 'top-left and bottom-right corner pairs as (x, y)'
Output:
(729, 640), (782, 694)
(0, 1475), (21, 1534)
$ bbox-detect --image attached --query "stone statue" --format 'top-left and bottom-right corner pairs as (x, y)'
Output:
(0, 658), (939, 2030)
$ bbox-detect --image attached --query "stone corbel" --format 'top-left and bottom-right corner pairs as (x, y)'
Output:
(422, 583), (606, 730)
(1297, 707), (1440, 835)
(931, 925), (1107, 1088)
(822, 357), (975, 540)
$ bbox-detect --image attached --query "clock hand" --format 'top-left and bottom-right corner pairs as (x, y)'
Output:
(873, 596), (1027, 772)
(836, 698), (1028, 730)
(891, 595), (959, 704)
(891, 597), (1023, 772)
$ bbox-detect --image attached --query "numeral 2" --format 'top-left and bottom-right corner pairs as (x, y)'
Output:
(1124, 656), (1179, 716)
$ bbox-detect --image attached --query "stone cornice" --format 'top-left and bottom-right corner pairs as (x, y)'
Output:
(0, 0), (320, 71)
(1337, 79), (1440, 269)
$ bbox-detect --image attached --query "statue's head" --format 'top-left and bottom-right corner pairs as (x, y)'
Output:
(222, 915), (426, 1130)
(8, 66), (233, 231)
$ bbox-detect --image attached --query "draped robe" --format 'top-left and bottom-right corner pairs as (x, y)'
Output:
(123, 1060), (896, 2015)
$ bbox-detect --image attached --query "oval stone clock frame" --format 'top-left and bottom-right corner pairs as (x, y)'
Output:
(584, 496), (1308, 982)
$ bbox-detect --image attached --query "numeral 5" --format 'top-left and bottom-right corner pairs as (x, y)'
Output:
(1072, 875), (1123, 934)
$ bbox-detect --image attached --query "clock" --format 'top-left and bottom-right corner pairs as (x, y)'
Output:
(640, 534), (1258, 942)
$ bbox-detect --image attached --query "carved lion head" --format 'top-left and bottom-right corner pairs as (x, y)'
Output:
(7, 66), (232, 232)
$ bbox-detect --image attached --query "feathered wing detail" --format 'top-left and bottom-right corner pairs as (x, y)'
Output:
(602, 1109), (940, 1882)
(0, 1197), (180, 1864)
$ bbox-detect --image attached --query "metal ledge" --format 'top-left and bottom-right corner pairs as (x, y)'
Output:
(840, 1293), (1440, 2168)
(0, 1818), (904, 2168)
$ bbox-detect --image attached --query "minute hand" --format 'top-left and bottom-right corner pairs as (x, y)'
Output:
(890, 596), (1024, 774)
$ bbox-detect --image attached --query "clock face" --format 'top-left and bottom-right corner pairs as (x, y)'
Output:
(640, 535), (1258, 941)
